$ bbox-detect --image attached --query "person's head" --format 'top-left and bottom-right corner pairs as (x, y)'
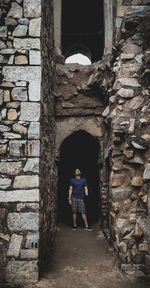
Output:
(74, 168), (81, 177)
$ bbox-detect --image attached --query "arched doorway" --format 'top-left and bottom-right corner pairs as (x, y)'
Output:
(57, 130), (100, 226)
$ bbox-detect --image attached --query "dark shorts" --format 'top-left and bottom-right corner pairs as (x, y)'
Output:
(71, 197), (86, 213)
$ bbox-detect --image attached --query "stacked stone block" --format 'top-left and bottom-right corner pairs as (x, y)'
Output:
(0, 0), (41, 284)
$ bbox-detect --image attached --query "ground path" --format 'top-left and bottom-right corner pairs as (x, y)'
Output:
(26, 223), (150, 288)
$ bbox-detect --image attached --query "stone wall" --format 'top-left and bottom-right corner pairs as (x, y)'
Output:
(102, 4), (150, 272)
(0, 0), (56, 284)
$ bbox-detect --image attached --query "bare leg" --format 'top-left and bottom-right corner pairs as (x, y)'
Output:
(81, 213), (88, 227)
(73, 213), (77, 226)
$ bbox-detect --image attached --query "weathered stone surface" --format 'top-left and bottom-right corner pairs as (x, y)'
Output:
(7, 2), (23, 18)
(12, 25), (28, 37)
(13, 38), (40, 50)
(7, 234), (23, 258)
(0, 144), (7, 154)
(24, 0), (41, 18)
(128, 155), (144, 164)
(7, 213), (39, 231)
(0, 55), (8, 64)
(29, 81), (41, 101)
(4, 90), (10, 102)
(125, 96), (144, 110)
(141, 134), (150, 142)
(13, 123), (27, 134)
(0, 89), (4, 105)
(1, 48), (16, 55)
(0, 208), (6, 219)
(0, 233), (10, 241)
(113, 78), (141, 90)
(5, 17), (17, 26)
(17, 203), (39, 212)
(131, 141), (145, 150)
(1, 108), (7, 119)
(122, 44), (142, 54)
(0, 26), (7, 37)
(0, 125), (9, 133)
(18, 18), (29, 26)
(28, 122), (40, 139)
(25, 232), (39, 249)
(6, 260), (38, 284)
(131, 176), (143, 187)
(0, 189), (39, 202)
(20, 249), (38, 259)
(13, 175), (39, 189)
(16, 81), (27, 87)
(115, 219), (126, 230)
(0, 178), (11, 189)
(120, 53), (135, 60)
(123, 149), (134, 159)
(15, 55), (28, 65)
(117, 88), (134, 98)
(20, 103), (40, 121)
(138, 242), (149, 252)
(143, 164), (150, 179)
(111, 173), (126, 187)
(4, 132), (21, 139)
(9, 140), (40, 157)
(12, 87), (28, 101)
(0, 161), (22, 175)
(3, 66), (41, 82)
(29, 18), (41, 37)
(8, 109), (18, 120)
(0, 40), (6, 49)
(111, 188), (132, 200)
(7, 102), (20, 109)
(119, 242), (127, 253)
(23, 158), (39, 173)
(129, 118), (135, 133)
(29, 50), (41, 65)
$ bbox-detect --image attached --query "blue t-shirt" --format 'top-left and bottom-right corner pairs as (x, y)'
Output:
(69, 178), (88, 199)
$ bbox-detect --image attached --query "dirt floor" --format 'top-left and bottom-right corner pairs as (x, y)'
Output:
(26, 223), (150, 288)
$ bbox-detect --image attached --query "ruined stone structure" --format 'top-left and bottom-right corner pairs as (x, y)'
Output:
(0, 0), (150, 285)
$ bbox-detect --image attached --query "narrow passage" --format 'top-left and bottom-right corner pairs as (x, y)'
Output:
(33, 223), (150, 288)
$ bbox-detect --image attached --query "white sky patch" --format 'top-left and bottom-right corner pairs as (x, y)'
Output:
(65, 53), (91, 65)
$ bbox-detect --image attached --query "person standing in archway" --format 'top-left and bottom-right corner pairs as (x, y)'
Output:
(68, 168), (92, 231)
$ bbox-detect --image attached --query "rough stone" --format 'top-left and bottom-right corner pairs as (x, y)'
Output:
(9, 140), (40, 157)
(3, 66), (41, 82)
(111, 188), (132, 200)
(7, 212), (39, 231)
(120, 53), (135, 60)
(0, 40), (6, 49)
(29, 18), (41, 37)
(131, 141), (145, 150)
(111, 173), (126, 187)
(129, 118), (135, 134)
(125, 96), (144, 110)
(138, 243), (149, 252)
(7, 234), (23, 258)
(0, 233), (10, 241)
(23, 158), (39, 173)
(0, 208), (6, 219)
(128, 156), (144, 164)
(0, 26), (7, 38)
(0, 55), (8, 64)
(29, 81), (41, 101)
(4, 90), (10, 102)
(141, 134), (150, 142)
(6, 102), (20, 109)
(20, 103), (40, 121)
(0, 144), (7, 154)
(17, 203), (39, 212)
(143, 164), (150, 179)
(20, 249), (38, 259)
(8, 109), (18, 120)
(113, 78), (141, 90)
(1, 108), (7, 119)
(24, 0), (41, 18)
(119, 242), (127, 253)
(131, 176), (143, 187)
(0, 189), (39, 203)
(123, 149), (134, 159)
(18, 18), (29, 26)
(0, 161), (22, 175)
(13, 123), (27, 134)
(12, 25), (28, 37)
(28, 122), (40, 139)
(117, 88), (134, 98)
(13, 38), (40, 50)
(122, 44), (142, 54)
(29, 50), (41, 65)
(13, 175), (39, 189)
(6, 260), (38, 284)
(0, 178), (11, 189)
(7, 2), (23, 18)
(4, 132), (21, 139)
(25, 232), (39, 249)
(5, 17), (17, 26)
(0, 89), (4, 105)
(12, 87), (28, 101)
(1, 49), (16, 55)
(15, 55), (28, 65)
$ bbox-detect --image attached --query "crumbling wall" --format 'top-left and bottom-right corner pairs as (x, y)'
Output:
(102, 4), (150, 272)
(0, 0), (56, 284)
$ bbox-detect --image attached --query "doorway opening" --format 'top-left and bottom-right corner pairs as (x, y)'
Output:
(61, 0), (104, 62)
(57, 130), (100, 226)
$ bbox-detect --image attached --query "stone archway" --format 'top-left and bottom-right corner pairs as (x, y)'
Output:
(57, 129), (100, 225)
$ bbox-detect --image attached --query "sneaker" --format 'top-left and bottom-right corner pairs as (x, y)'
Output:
(84, 226), (93, 231)
(72, 225), (78, 230)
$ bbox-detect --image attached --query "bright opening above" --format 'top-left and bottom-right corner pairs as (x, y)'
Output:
(65, 53), (92, 65)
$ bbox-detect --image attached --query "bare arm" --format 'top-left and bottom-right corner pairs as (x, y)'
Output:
(68, 186), (72, 205)
(84, 186), (88, 196)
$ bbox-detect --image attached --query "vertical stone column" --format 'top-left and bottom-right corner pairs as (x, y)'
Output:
(104, 0), (113, 54)
(54, 0), (62, 50)
(0, 0), (41, 284)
